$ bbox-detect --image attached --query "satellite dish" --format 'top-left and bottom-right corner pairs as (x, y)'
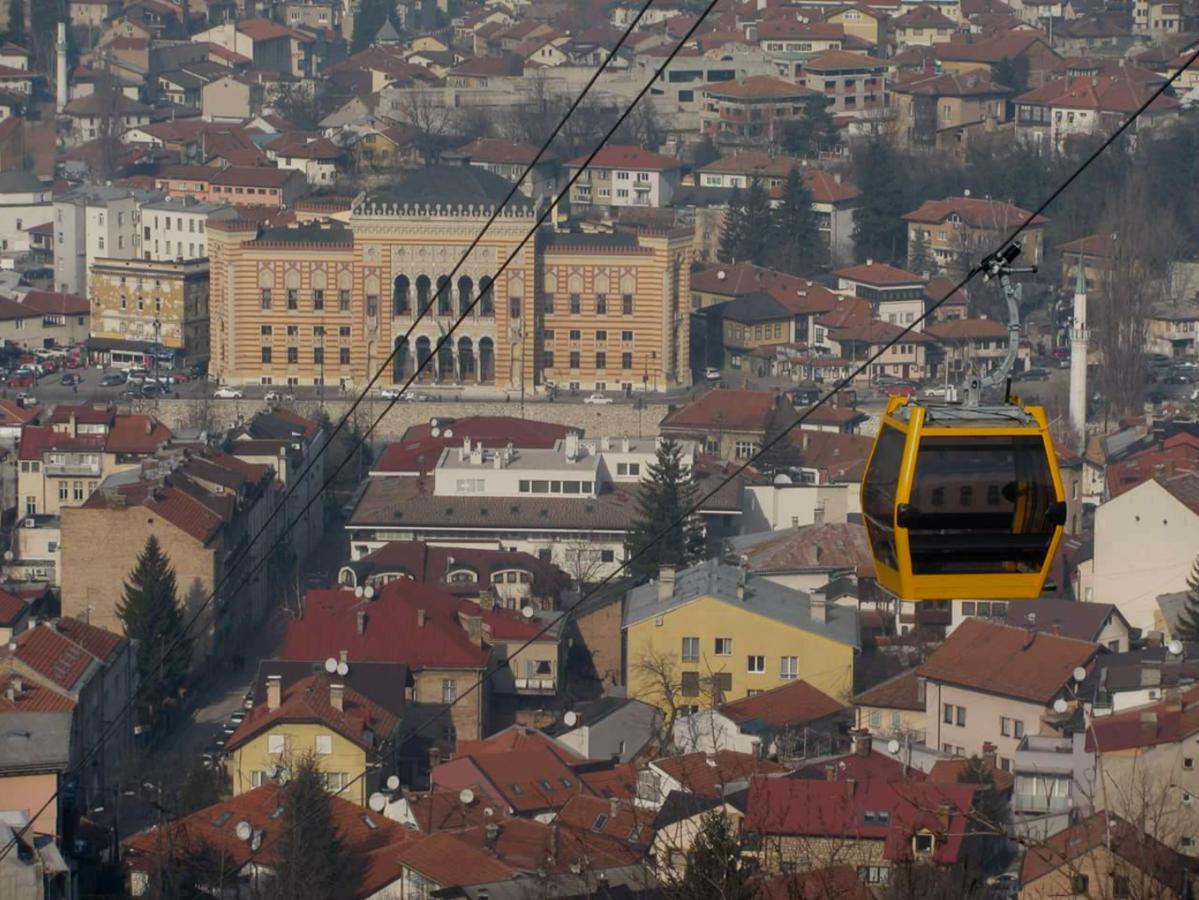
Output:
(887, 739), (901, 755)
(368, 792), (387, 812)
(521, 605), (534, 619)
(354, 586), (364, 598)
(336, 661), (349, 676)
(1168, 639), (1184, 656)
(386, 775), (400, 791)
(1073, 666), (1088, 683)
(563, 710), (578, 727)
(459, 788), (475, 805)
(483, 807), (494, 818)
(431, 427), (441, 437)
(364, 585), (375, 600)
(444, 428), (453, 438)
(1053, 698), (1069, 714)
(772, 473), (792, 485)
(235, 820), (252, 841)
(277, 768), (289, 785)
(324, 657), (338, 674)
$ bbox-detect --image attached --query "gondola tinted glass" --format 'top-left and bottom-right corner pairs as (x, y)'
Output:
(863, 425), (906, 571)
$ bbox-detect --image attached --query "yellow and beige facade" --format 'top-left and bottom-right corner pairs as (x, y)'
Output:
(89, 257), (210, 361)
(207, 165), (693, 392)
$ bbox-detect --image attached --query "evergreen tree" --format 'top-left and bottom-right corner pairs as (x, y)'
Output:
(116, 536), (191, 723)
(755, 405), (803, 479)
(958, 754), (1012, 873)
(7, 0), (25, 47)
(718, 185), (746, 263)
(626, 439), (706, 581)
(852, 138), (909, 263)
(351, 0), (392, 52)
(908, 228), (932, 276)
(781, 96), (838, 158)
(769, 167), (822, 275)
(272, 754), (353, 900)
(739, 179), (774, 266)
(1174, 557), (1199, 642)
(178, 759), (221, 815)
(669, 810), (755, 900)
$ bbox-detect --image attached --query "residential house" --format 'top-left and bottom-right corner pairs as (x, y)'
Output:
(1013, 73), (1180, 152)
(1148, 297), (1199, 357)
(659, 388), (799, 460)
(225, 673), (400, 804)
(263, 132), (342, 186)
(651, 792), (747, 877)
(952, 597), (1132, 651)
(1019, 811), (1191, 898)
(744, 749), (979, 882)
(638, 750), (786, 805)
(730, 522), (874, 594)
(917, 618), (1100, 769)
(893, 5), (959, 47)
(689, 262), (841, 343)
(455, 138), (560, 202)
(795, 50), (888, 116)
(565, 145), (683, 210)
(547, 696), (661, 763)
(935, 33), (1062, 86)
(835, 262), (928, 329)
(430, 739), (588, 820)
(0, 170), (51, 260)
(207, 165), (307, 208)
(825, 5), (891, 48)
(854, 669), (928, 745)
(821, 311), (934, 382)
(192, 19), (315, 78)
(903, 195), (1048, 274)
(924, 317), (1013, 380)
(1087, 472), (1199, 633)
(371, 415), (578, 477)
(1012, 730), (1094, 839)
(891, 71), (1010, 151)
(700, 292), (799, 368)
(700, 76), (821, 148)
(0, 618), (135, 827)
(61, 94), (152, 147)
(673, 678), (848, 757)
(624, 558), (859, 708)
(1134, 0), (1182, 34)
(0, 291), (90, 351)
(201, 73), (266, 122)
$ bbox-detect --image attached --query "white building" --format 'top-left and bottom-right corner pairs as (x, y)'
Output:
(0, 170), (52, 261)
(347, 435), (699, 578)
(138, 198), (234, 262)
(53, 186), (159, 295)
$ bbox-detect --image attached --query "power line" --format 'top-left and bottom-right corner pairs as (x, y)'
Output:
(0, 0), (679, 862)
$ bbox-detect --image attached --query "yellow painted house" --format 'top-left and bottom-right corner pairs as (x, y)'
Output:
(224, 673), (399, 807)
(624, 560), (858, 710)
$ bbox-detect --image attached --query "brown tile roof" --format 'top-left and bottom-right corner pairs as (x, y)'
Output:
(19, 290), (89, 316)
(1058, 232), (1118, 258)
(660, 388), (790, 433)
(917, 618), (1099, 703)
(1160, 471), (1199, 515)
(719, 678), (846, 727)
(53, 617), (125, 663)
(793, 430), (875, 482)
(1020, 812), (1190, 888)
(894, 5), (957, 27)
(210, 166), (298, 188)
(8, 619), (119, 691)
(0, 672), (76, 713)
(894, 70), (1013, 98)
(403, 790), (512, 833)
(579, 761), (639, 801)
(1086, 685), (1199, 752)
(703, 75), (819, 100)
(453, 724), (583, 762)
(554, 794), (655, 848)
(393, 832), (515, 886)
(902, 195), (1048, 228)
(1015, 73), (1180, 114)
(653, 750), (786, 798)
(0, 588), (26, 626)
(852, 668), (924, 711)
(456, 137), (557, 165)
(226, 673), (399, 751)
(741, 522), (874, 573)
(237, 17), (312, 42)
(928, 755), (1015, 791)
(436, 743), (592, 813)
(835, 261), (923, 286)
(564, 143), (683, 171)
(936, 32), (1056, 65)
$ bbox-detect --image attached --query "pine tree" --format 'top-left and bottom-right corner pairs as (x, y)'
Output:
(626, 439), (706, 581)
(780, 96), (838, 158)
(178, 759), (221, 815)
(351, 0), (392, 52)
(1174, 557), (1199, 642)
(852, 137), (909, 264)
(908, 228), (932, 276)
(958, 754), (1012, 872)
(670, 810), (755, 899)
(116, 536), (192, 723)
(755, 404), (803, 479)
(272, 754), (353, 900)
(7, 0), (25, 47)
(718, 185), (746, 263)
(740, 178), (774, 266)
(769, 167), (822, 275)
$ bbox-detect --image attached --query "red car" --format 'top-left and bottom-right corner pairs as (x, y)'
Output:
(879, 382), (916, 397)
(169, 371), (190, 383)
(7, 373), (35, 388)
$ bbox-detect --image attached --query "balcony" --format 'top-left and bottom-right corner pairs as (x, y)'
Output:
(45, 461), (102, 478)
(513, 677), (556, 693)
(1014, 794), (1071, 814)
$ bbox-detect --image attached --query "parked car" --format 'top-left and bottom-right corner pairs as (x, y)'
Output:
(99, 372), (126, 387)
(922, 385), (950, 398)
(140, 383), (165, 398)
(229, 709), (246, 725)
(1014, 368), (1050, 382)
(378, 388), (402, 400)
(584, 393), (614, 405)
(263, 391), (294, 403)
(1163, 371), (1196, 384)
(879, 382), (916, 397)
(169, 371), (190, 382)
(60, 373), (82, 386)
(214, 387), (243, 399)
(705, 367), (721, 382)
(7, 373), (35, 388)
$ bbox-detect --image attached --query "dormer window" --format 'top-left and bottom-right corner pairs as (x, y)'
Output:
(913, 832), (935, 854)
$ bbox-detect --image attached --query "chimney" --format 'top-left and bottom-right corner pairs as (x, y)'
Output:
(824, 764), (837, 782)
(484, 822), (500, 850)
(845, 777), (856, 801)
(811, 593), (827, 624)
(356, 609), (367, 635)
(339, 649), (348, 665)
(937, 801), (952, 830)
(266, 674), (282, 711)
(417, 609), (427, 627)
(813, 504), (825, 526)
(609, 797), (620, 819)
(330, 682), (344, 712)
(854, 730), (872, 757)
(736, 567), (746, 602)
(658, 565), (676, 602)
(1051, 623), (1061, 636)
(479, 589), (496, 610)
(982, 741), (998, 770)
(548, 823), (559, 861)
(461, 612), (484, 646)
(429, 747), (442, 768)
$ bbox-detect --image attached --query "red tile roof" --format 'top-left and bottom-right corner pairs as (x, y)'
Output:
(1159, 471), (1199, 516)
(892, 70), (1012, 98)
(936, 32), (1055, 64)
(740, 522), (874, 573)
(375, 416), (577, 474)
(1058, 232), (1119, 259)
(835, 261), (924, 286)
(392, 832), (514, 887)
(210, 166), (298, 188)
(928, 755), (1015, 791)
(0, 398), (39, 428)
(1020, 811), (1189, 888)
(403, 790), (512, 833)
(237, 17), (312, 42)
(9, 619), (122, 691)
(902, 196), (1048, 228)
(719, 678), (846, 727)
(0, 672), (76, 712)
(1106, 433), (1199, 498)
(554, 794), (655, 848)
(691, 262), (840, 312)
(894, 5), (958, 27)
(227, 673), (399, 751)
(659, 388), (791, 433)
(265, 131), (341, 160)
(453, 724), (584, 763)
(280, 581), (491, 670)
(565, 144), (683, 171)
(53, 617), (125, 663)
(652, 750), (786, 798)
(434, 743), (591, 813)
(579, 761), (639, 800)
(1086, 686), (1199, 752)
(0, 588), (27, 626)
(745, 775), (977, 865)
(917, 618), (1099, 703)
(19, 290), (89, 316)
(853, 668), (924, 711)
(1015, 73), (1180, 114)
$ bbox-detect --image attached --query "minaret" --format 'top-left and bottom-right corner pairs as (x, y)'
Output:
(55, 22), (68, 115)
(1068, 257), (1089, 450)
